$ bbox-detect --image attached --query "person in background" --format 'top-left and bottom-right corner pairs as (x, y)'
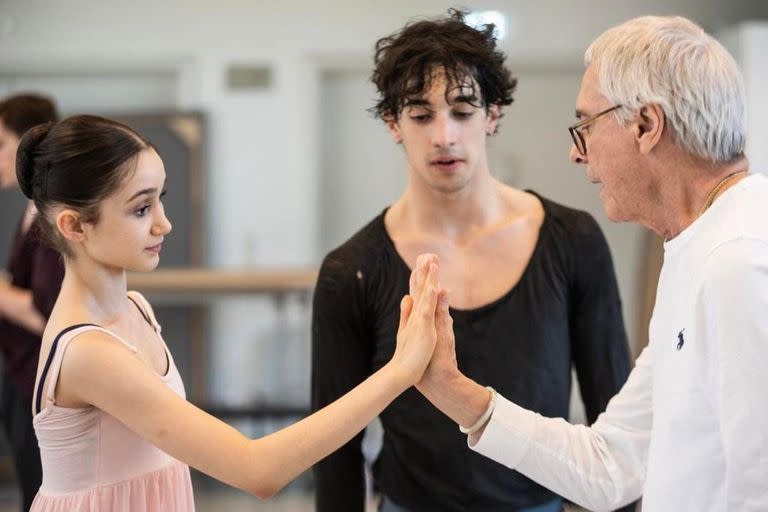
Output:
(0, 93), (63, 511)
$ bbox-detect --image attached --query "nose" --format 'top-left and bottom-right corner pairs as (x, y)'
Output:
(152, 207), (172, 237)
(569, 143), (587, 164)
(431, 114), (458, 148)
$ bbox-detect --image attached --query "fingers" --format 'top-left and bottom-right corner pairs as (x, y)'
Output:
(398, 295), (414, 332)
(414, 262), (440, 322)
(409, 255), (425, 298)
(410, 253), (439, 302)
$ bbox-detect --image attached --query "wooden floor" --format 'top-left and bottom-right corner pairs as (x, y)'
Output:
(0, 486), (384, 512)
(0, 488), (319, 512)
(0, 489), (590, 512)
(0, 471), (590, 512)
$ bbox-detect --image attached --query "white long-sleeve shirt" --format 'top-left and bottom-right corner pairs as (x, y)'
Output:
(471, 173), (768, 511)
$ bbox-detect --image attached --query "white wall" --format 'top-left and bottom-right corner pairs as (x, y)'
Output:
(1, 0), (765, 403)
(722, 22), (768, 175)
(2, 0), (763, 267)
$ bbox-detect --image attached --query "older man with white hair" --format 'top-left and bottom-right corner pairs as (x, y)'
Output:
(414, 15), (768, 512)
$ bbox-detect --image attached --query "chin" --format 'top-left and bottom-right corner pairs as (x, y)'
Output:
(429, 176), (471, 194)
(127, 258), (161, 273)
(602, 201), (633, 223)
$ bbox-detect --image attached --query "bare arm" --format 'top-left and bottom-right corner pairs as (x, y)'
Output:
(408, 256), (491, 429)
(416, 292), (491, 428)
(55, 255), (441, 499)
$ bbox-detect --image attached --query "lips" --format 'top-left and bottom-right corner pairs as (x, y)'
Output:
(146, 243), (163, 254)
(430, 157), (464, 172)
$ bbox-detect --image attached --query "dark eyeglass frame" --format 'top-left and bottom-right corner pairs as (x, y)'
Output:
(568, 105), (622, 156)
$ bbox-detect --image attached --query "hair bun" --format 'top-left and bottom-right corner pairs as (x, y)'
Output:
(15, 121), (54, 200)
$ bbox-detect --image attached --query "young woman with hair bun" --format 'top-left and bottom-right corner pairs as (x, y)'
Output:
(21, 114), (442, 511)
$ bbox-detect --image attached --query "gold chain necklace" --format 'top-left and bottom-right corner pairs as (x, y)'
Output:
(697, 170), (748, 218)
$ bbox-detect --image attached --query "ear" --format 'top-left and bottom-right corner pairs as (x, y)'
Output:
(486, 104), (501, 135)
(634, 103), (665, 154)
(55, 209), (86, 244)
(384, 114), (403, 144)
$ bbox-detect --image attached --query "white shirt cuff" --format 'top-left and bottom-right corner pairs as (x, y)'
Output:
(468, 394), (537, 469)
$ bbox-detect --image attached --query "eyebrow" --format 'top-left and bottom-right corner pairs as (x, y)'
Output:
(126, 179), (167, 203)
(574, 109), (586, 119)
(450, 94), (479, 105)
(126, 188), (157, 203)
(404, 94), (479, 109)
(403, 98), (431, 108)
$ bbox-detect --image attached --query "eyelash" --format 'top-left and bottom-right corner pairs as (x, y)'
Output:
(134, 189), (167, 218)
(411, 114), (431, 122)
(409, 111), (474, 123)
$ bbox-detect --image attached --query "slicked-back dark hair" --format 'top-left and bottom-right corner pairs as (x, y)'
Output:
(15, 115), (153, 255)
(371, 8), (517, 124)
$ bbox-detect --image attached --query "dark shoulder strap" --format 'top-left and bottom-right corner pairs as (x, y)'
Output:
(127, 291), (160, 333)
(128, 295), (153, 327)
(35, 323), (98, 414)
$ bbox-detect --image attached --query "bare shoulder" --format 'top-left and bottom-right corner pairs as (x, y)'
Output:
(51, 329), (142, 409)
(383, 199), (407, 238)
(60, 328), (133, 365)
(497, 183), (545, 227)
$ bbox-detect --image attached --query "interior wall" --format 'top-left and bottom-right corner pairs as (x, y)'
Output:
(1, 1), (765, 404)
(2, 0), (765, 270)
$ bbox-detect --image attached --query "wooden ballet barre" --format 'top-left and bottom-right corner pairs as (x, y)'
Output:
(127, 267), (318, 295)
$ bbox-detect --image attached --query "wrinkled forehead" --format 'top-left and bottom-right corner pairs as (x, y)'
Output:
(575, 65), (610, 116)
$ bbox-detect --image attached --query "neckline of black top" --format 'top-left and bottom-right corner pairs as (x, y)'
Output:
(378, 190), (552, 318)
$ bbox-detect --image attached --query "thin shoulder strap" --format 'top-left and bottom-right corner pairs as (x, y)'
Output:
(36, 324), (95, 415)
(127, 291), (161, 333)
(127, 291), (176, 374)
(35, 324), (139, 414)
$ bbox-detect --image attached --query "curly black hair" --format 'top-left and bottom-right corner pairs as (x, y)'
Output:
(371, 8), (517, 122)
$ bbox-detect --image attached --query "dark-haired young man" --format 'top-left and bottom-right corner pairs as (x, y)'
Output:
(0, 93), (63, 511)
(312, 10), (632, 512)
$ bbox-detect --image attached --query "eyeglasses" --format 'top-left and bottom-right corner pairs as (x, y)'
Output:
(568, 105), (622, 156)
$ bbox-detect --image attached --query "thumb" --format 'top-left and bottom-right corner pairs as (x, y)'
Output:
(398, 295), (414, 332)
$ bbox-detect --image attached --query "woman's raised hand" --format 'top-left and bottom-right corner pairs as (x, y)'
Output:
(390, 254), (441, 386)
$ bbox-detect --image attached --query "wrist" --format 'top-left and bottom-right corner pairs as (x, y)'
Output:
(418, 365), (464, 400)
(453, 379), (493, 428)
(417, 370), (489, 428)
(380, 361), (413, 394)
(459, 387), (496, 435)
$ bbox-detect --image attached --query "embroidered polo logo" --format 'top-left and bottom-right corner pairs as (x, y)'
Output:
(677, 329), (685, 350)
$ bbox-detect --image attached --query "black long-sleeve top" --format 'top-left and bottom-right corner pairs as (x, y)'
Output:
(0, 217), (64, 399)
(311, 194), (632, 511)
